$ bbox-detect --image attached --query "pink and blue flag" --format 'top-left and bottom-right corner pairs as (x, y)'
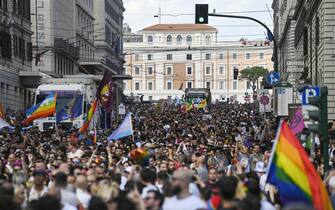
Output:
(289, 108), (305, 134)
(108, 113), (133, 141)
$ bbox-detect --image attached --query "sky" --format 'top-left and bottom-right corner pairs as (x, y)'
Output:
(124, 0), (274, 41)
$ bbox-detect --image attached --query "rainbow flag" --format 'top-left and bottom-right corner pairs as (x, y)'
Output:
(198, 99), (207, 110)
(266, 121), (333, 210)
(79, 98), (98, 134)
(23, 92), (57, 124)
(0, 102), (5, 119)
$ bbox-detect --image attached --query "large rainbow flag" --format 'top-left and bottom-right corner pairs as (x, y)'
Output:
(79, 98), (98, 134)
(266, 121), (333, 210)
(23, 92), (57, 124)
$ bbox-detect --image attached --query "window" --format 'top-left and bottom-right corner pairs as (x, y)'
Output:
(148, 96), (153, 101)
(135, 54), (139, 61)
(219, 65), (225, 75)
(205, 66), (211, 75)
(187, 81), (192, 88)
(186, 66), (192, 75)
(206, 35), (211, 45)
(205, 54), (211, 60)
(187, 54), (192, 60)
(167, 81), (173, 90)
(135, 82), (140, 90)
(245, 53), (251, 59)
(177, 35), (182, 45)
(167, 96), (172, 100)
(167, 35), (172, 45)
(148, 82), (153, 90)
(147, 54), (153, 60)
(166, 66), (172, 75)
(232, 53), (237, 60)
(219, 81), (225, 90)
(167, 54), (172, 60)
(147, 67), (153, 75)
(13, 35), (18, 56)
(148, 35), (153, 44)
(259, 52), (264, 59)
(134, 66), (140, 75)
(245, 65), (251, 69)
(206, 81), (211, 89)
(186, 35), (192, 45)
(233, 81), (238, 90)
(219, 53), (224, 60)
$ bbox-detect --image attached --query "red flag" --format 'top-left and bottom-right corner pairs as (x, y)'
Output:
(97, 70), (113, 112)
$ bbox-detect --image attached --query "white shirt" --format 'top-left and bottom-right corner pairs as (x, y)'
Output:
(163, 195), (207, 210)
(61, 189), (78, 207)
(62, 203), (77, 210)
(141, 184), (158, 198)
(67, 149), (84, 159)
(76, 188), (91, 208)
(28, 185), (48, 202)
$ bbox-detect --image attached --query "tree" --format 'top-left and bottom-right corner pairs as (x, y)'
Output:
(239, 66), (269, 92)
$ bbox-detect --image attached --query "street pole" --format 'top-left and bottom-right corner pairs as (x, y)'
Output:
(208, 13), (278, 72)
(35, 0), (38, 53)
(320, 86), (329, 172)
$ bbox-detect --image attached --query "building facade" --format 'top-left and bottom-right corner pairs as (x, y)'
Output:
(273, 0), (335, 120)
(0, 0), (34, 111)
(93, 0), (124, 73)
(30, 0), (79, 77)
(123, 24), (273, 102)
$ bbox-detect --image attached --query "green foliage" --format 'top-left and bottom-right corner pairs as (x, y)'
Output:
(240, 66), (269, 83)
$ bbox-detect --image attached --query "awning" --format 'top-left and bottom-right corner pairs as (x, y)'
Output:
(19, 71), (52, 88)
(79, 61), (117, 75)
(112, 74), (132, 80)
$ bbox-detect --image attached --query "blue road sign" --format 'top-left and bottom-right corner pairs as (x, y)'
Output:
(302, 86), (320, 105)
(266, 71), (281, 86)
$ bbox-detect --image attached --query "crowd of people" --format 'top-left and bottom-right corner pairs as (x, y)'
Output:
(0, 102), (335, 210)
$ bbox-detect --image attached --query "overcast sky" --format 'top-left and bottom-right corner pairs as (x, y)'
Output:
(124, 0), (274, 41)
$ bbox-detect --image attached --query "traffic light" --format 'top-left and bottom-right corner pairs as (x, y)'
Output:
(195, 4), (208, 24)
(233, 68), (238, 80)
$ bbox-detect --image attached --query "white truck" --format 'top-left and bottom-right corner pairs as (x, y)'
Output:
(33, 75), (100, 131)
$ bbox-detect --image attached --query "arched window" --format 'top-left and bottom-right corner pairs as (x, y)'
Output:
(177, 35), (182, 45)
(167, 35), (172, 45)
(148, 35), (153, 44)
(206, 35), (211, 45)
(186, 35), (192, 45)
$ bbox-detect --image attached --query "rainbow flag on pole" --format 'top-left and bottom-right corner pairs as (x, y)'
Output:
(266, 121), (333, 210)
(23, 92), (57, 124)
(79, 98), (98, 134)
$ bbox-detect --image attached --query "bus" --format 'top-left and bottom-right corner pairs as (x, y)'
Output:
(184, 88), (211, 103)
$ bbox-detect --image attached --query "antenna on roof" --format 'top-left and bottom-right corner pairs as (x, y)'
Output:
(154, 0), (162, 24)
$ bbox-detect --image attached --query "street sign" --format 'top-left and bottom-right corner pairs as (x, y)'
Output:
(118, 103), (126, 115)
(258, 94), (271, 113)
(266, 71), (280, 86)
(301, 86), (320, 105)
(274, 86), (293, 116)
(260, 95), (270, 105)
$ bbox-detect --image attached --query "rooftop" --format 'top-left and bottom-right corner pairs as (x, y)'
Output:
(142, 24), (218, 32)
